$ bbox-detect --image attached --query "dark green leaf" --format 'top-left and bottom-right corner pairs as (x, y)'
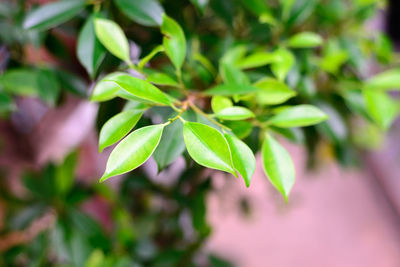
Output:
(101, 124), (165, 182)
(23, 0), (86, 31)
(115, 0), (164, 27)
(183, 122), (235, 175)
(153, 120), (186, 170)
(262, 133), (295, 201)
(77, 15), (106, 78)
(37, 68), (61, 106)
(99, 109), (144, 152)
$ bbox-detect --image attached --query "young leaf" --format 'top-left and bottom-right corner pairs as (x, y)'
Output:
(262, 133), (295, 201)
(105, 74), (173, 105)
(236, 52), (277, 69)
(94, 18), (130, 62)
(254, 77), (296, 105)
(153, 120), (186, 171)
(23, 0), (86, 31)
(287, 32), (323, 48)
(77, 15), (106, 78)
(211, 96), (233, 113)
(364, 69), (400, 91)
(363, 89), (397, 130)
(100, 124), (164, 182)
(269, 104), (329, 128)
(99, 109), (144, 152)
(224, 134), (256, 187)
(183, 122), (235, 175)
(271, 48), (295, 81)
(215, 107), (255, 121)
(138, 45), (164, 69)
(91, 72), (125, 102)
(146, 72), (179, 87)
(161, 14), (186, 70)
(115, 0), (164, 26)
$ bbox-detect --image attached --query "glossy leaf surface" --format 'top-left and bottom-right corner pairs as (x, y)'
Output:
(115, 0), (164, 26)
(161, 15), (186, 70)
(215, 107), (255, 121)
(269, 105), (328, 128)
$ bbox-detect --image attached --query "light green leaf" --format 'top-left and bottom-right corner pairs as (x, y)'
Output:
(320, 50), (348, 75)
(0, 69), (38, 96)
(262, 133), (295, 201)
(271, 48), (295, 81)
(153, 120), (186, 171)
(365, 69), (400, 91)
(216, 106), (255, 121)
(99, 109), (143, 152)
(77, 15), (106, 78)
(91, 72), (125, 102)
(105, 74), (172, 105)
(236, 52), (277, 69)
(183, 122), (235, 175)
(363, 89), (397, 130)
(161, 14), (186, 70)
(115, 0), (164, 26)
(269, 104), (328, 128)
(138, 45), (164, 69)
(94, 18), (130, 62)
(254, 77), (296, 105)
(23, 0), (86, 31)
(205, 84), (258, 96)
(211, 96), (233, 113)
(100, 124), (164, 182)
(224, 134), (256, 187)
(146, 72), (179, 87)
(287, 32), (323, 48)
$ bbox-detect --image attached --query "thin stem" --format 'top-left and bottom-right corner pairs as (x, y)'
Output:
(188, 102), (231, 131)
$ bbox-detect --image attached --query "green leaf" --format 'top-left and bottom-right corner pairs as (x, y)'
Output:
(287, 32), (323, 48)
(94, 18), (130, 62)
(161, 14), (186, 70)
(215, 106), (255, 121)
(138, 45), (164, 69)
(220, 62), (250, 85)
(146, 72), (179, 87)
(271, 48), (295, 81)
(115, 0), (164, 27)
(100, 124), (165, 182)
(236, 52), (277, 69)
(254, 77), (296, 105)
(104, 74), (173, 105)
(224, 134), (256, 187)
(23, 0), (86, 31)
(183, 122), (235, 175)
(0, 69), (38, 96)
(77, 15), (106, 78)
(262, 133), (295, 201)
(365, 69), (400, 91)
(363, 89), (397, 130)
(91, 72), (125, 102)
(37, 68), (61, 106)
(190, 0), (209, 12)
(0, 91), (16, 114)
(211, 96), (233, 113)
(205, 84), (258, 96)
(99, 109), (144, 152)
(153, 120), (186, 171)
(269, 104), (329, 128)
(223, 121), (253, 139)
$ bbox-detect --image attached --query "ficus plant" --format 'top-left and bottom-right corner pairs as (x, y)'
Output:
(0, 0), (399, 265)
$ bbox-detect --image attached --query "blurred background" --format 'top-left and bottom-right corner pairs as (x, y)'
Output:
(0, 0), (400, 266)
